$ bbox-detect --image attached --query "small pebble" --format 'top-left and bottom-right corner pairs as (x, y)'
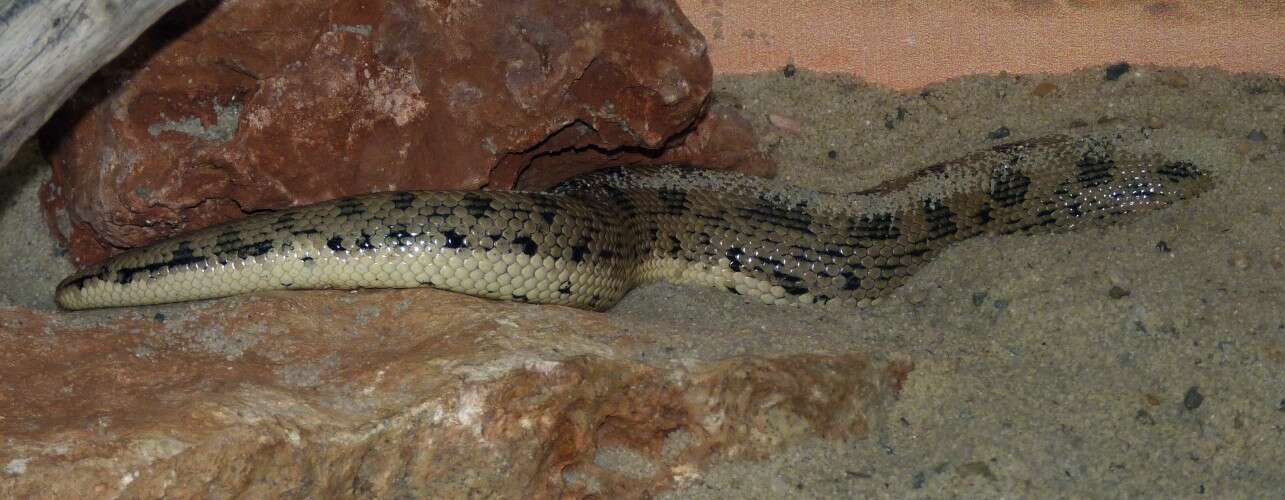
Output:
(153, 312), (166, 322)
(1161, 73), (1190, 88)
(783, 63), (797, 78)
(972, 291), (988, 307)
(1246, 129), (1267, 142)
(1156, 241), (1171, 253)
(906, 288), (929, 305)
(1183, 386), (1205, 410)
(1031, 82), (1058, 97)
(1104, 62), (1131, 81)
(1108, 286), (1131, 299)
(987, 126), (1011, 140)
(1229, 253), (1250, 270)
(1146, 116), (1166, 129)
(992, 298), (1009, 311)
(1135, 409), (1156, 426)
(1235, 142), (1252, 155)
(1097, 115), (1123, 125)
(826, 150), (838, 160)
(767, 113), (803, 134)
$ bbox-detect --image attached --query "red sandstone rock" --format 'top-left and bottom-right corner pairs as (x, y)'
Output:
(40, 0), (774, 266)
(511, 99), (775, 190)
(0, 289), (905, 497)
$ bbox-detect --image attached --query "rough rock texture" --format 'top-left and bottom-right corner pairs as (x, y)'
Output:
(0, 289), (906, 498)
(40, 0), (773, 266)
(511, 99), (775, 190)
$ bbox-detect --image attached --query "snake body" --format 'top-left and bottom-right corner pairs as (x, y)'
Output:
(55, 135), (1212, 311)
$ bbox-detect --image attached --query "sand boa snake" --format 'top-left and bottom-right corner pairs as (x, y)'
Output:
(55, 135), (1212, 310)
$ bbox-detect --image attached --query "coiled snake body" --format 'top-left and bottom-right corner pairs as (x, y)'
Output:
(55, 135), (1212, 310)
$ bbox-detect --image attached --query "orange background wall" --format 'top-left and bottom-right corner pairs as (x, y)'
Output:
(676, 0), (1285, 89)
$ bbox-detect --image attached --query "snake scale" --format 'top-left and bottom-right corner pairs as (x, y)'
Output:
(54, 134), (1212, 311)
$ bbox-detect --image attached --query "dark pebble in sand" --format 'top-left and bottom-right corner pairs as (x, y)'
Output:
(1278, 399), (1284, 412)
(992, 298), (1009, 311)
(1135, 409), (1156, 426)
(153, 312), (166, 322)
(783, 63), (797, 77)
(987, 126), (1011, 140)
(1246, 129), (1267, 141)
(827, 150), (838, 159)
(972, 291), (988, 306)
(1184, 386), (1205, 410)
(1104, 62), (1131, 81)
(1156, 241), (1171, 253)
(1108, 286), (1131, 299)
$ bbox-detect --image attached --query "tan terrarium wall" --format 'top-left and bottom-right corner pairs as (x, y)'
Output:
(677, 0), (1285, 88)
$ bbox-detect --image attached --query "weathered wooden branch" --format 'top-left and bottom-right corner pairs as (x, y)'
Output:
(0, 0), (184, 168)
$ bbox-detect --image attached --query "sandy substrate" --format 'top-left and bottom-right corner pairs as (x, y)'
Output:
(2, 64), (1282, 496)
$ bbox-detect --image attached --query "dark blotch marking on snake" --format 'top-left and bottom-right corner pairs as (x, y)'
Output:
(571, 244), (589, 263)
(922, 200), (958, 241)
(327, 236), (346, 252)
(355, 231), (375, 251)
(849, 213), (899, 241)
(990, 168), (1031, 208)
(512, 235), (538, 256)
(1077, 143), (1115, 189)
(1158, 161), (1202, 181)
(386, 225), (415, 246)
(113, 241), (210, 285)
(233, 240), (274, 259)
(443, 229), (468, 249)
